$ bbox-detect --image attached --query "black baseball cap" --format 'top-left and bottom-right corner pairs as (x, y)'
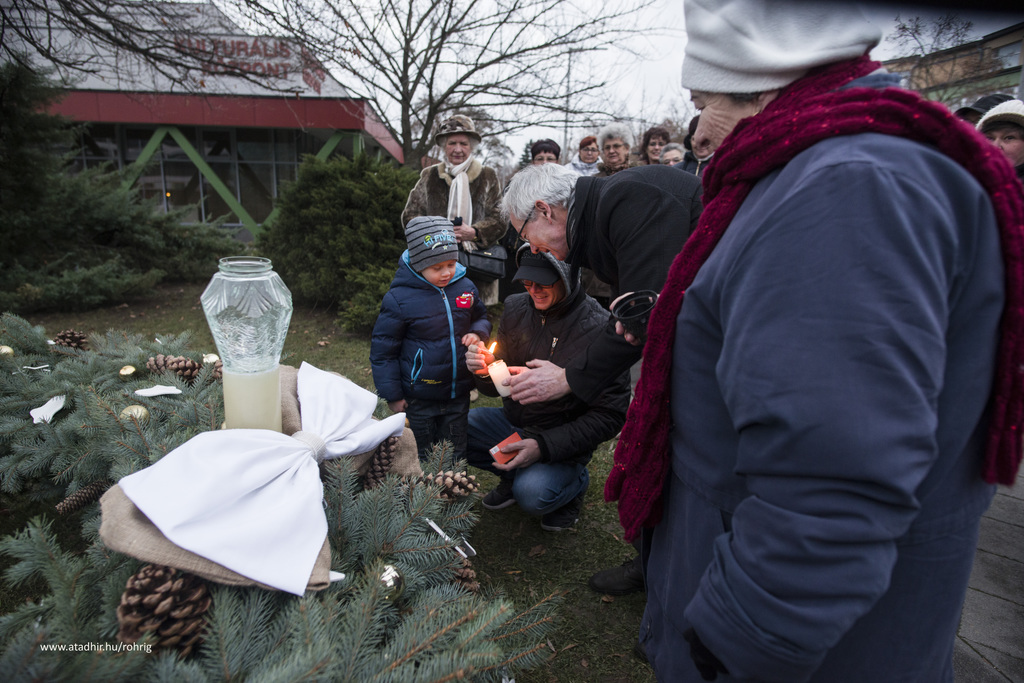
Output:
(955, 93), (1013, 119)
(513, 252), (560, 286)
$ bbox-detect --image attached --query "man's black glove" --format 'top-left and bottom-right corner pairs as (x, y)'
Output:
(684, 628), (729, 681)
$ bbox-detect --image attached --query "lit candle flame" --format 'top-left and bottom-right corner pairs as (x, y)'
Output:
(488, 341), (497, 354)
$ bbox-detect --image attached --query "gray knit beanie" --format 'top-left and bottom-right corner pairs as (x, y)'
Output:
(406, 216), (459, 272)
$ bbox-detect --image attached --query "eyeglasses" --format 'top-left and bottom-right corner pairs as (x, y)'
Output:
(510, 206), (536, 243)
(520, 280), (555, 290)
(580, 146), (599, 153)
(603, 143), (628, 151)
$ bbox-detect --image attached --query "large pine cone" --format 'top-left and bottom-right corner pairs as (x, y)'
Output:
(411, 470), (479, 501)
(55, 480), (111, 515)
(146, 354), (216, 384)
(116, 564), (211, 656)
(53, 329), (88, 349)
(362, 436), (399, 490)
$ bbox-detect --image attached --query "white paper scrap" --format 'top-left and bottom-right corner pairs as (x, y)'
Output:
(31, 395), (66, 424)
(134, 385), (183, 397)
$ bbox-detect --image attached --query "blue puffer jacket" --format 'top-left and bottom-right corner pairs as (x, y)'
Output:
(371, 252), (491, 403)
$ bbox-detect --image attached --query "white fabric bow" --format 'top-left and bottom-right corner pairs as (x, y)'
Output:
(118, 362), (406, 595)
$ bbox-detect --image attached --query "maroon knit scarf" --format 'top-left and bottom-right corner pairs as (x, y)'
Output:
(605, 55), (1024, 541)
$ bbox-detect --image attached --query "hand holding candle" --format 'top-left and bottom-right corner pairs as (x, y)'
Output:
(484, 342), (512, 397)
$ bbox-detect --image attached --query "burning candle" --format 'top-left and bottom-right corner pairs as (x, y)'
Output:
(487, 359), (512, 397)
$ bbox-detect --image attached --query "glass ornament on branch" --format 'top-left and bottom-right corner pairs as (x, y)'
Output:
(201, 257), (293, 431)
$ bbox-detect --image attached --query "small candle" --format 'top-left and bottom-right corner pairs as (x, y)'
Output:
(487, 359), (512, 397)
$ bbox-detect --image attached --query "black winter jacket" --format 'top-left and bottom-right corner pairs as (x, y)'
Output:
(475, 254), (629, 465)
(565, 164), (703, 402)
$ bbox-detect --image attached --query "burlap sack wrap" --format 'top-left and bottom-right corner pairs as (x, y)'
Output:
(100, 362), (413, 595)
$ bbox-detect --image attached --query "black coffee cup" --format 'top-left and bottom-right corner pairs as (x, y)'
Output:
(612, 290), (659, 341)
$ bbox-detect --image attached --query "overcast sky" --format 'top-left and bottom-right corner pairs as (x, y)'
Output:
(506, 1), (1021, 160)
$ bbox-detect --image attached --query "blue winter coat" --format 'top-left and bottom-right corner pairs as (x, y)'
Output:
(371, 252), (490, 403)
(641, 78), (1003, 682)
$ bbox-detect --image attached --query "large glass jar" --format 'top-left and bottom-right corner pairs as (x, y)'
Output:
(201, 257), (292, 431)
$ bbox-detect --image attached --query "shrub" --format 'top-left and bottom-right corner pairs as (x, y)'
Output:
(257, 154), (418, 309)
(338, 264), (396, 333)
(0, 61), (240, 313)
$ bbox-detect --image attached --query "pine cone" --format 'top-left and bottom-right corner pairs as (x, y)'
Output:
(147, 354), (203, 384)
(362, 436), (399, 490)
(53, 329), (88, 349)
(117, 564), (211, 657)
(413, 470), (479, 500)
(146, 354), (170, 373)
(454, 557), (480, 593)
(55, 480), (112, 515)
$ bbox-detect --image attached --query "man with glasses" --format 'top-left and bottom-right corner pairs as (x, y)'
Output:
(501, 159), (702, 592)
(464, 248), (629, 531)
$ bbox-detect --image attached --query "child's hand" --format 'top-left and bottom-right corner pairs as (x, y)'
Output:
(387, 399), (408, 414)
(462, 333), (482, 348)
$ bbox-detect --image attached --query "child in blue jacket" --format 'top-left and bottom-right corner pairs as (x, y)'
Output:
(371, 216), (491, 461)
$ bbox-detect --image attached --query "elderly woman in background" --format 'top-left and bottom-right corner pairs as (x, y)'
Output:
(402, 115), (505, 304)
(658, 142), (686, 167)
(595, 122), (635, 177)
(978, 99), (1024, 190)
(530, 139), (561, 165)
(564, 135), (601, 176)
(639, 125), (671, 164)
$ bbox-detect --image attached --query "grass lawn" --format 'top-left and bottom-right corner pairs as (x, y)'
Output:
(7, 282), (655, 683)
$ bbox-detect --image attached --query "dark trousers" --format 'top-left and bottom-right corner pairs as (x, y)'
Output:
(406, 396), (470, 463)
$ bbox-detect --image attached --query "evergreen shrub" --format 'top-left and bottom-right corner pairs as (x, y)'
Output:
(338, 264), (396, 333)
(0, 61), (240, 314)
(257, 154), (417, 314)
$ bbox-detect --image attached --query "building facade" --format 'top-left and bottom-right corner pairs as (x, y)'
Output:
(883, 21), (1023, 110)
(36, 2), (403, 238)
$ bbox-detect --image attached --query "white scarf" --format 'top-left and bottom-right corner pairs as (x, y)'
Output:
(445, 157), (475, 252)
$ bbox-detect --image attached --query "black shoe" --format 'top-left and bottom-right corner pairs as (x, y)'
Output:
(482, 478), (516, 510)
(588, 555), (645, 595)
(540, 492), (584, 532)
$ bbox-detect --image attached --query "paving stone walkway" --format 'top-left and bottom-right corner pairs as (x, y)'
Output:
(955, 477), (1024, 682)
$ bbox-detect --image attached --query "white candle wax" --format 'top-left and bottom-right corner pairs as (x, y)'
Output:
(487, 360), (512, 397)
(222, 366), (283, 431)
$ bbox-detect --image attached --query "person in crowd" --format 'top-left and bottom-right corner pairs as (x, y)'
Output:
(595, 122), (636, 177)
(978, 99), (1024, 190)
(606, 1), (1024, 680)
(954, 92), (1013, 125)
(680, 115), (713, 177)
(530, 139), (561, 165)
(371, 216), (491, 462)
(402, 115), (505, 305)
(501, 160), (703, 595)
(658, 142), (686, 167)
(564, 135), (601, 176)
(638, 125), (671, 165)
(464, 247), (629, 531)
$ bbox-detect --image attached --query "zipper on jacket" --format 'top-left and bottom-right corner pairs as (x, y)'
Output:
(549, 336), (559, 360)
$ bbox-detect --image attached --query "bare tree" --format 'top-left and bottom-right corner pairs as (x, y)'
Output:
(883, 13), (1004, 106)
(0, 0), (279, 88)
(235, 0), (645, 167)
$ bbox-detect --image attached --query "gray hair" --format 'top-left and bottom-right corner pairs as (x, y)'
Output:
(661, 142), (686, 156)
(501, 163), (578, 223)
(597, 122), (635, 152)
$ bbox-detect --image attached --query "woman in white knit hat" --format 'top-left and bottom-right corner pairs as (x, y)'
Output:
(978, 98), (1024, 192)
(606, 1), (1024, 681)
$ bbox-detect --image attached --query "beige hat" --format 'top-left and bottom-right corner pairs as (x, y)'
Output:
(434, 115), (482, 147)
(680, 0), (881, 94)
(978, 99), (1024, 134)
